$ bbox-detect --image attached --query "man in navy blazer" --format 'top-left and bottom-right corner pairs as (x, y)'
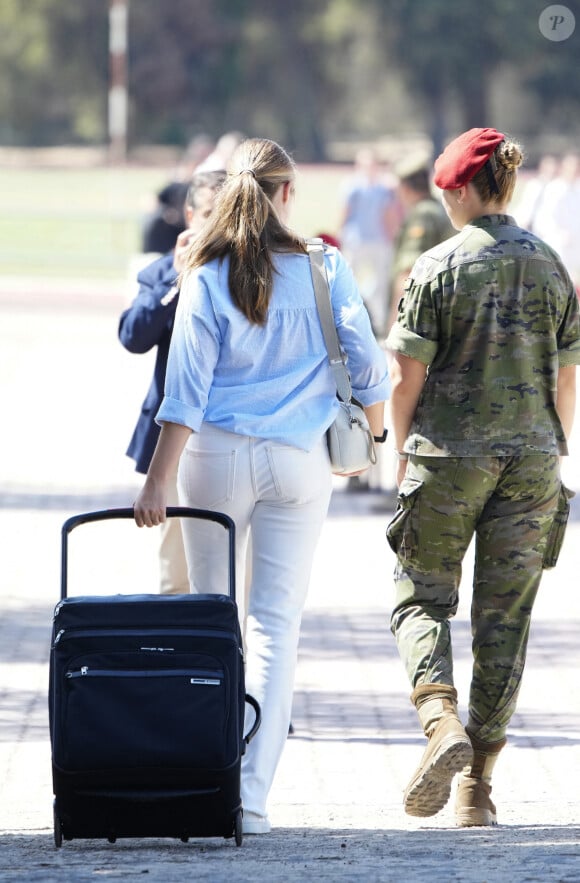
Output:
(119, 168), (226, 592)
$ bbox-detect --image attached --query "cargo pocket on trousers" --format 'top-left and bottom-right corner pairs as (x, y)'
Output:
(386, 477), (423, 558)
(543, 483), (575, 569)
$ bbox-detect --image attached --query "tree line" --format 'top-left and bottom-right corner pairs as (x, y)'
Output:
(1, 0), (579, 160)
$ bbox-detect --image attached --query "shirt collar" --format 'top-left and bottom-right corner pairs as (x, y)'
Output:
(468, 213), (516, 229)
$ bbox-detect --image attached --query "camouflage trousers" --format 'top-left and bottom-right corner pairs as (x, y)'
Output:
(387, 455), (569, 742)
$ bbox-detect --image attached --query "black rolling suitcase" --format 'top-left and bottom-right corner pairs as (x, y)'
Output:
(49, 507), (260, 848)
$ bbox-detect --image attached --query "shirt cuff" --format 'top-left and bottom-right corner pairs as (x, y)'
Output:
(351, 375), (392, 406)
(155, 396), (203, 431)
(386, 324), (437, 365)
(558, 347), (580, 368)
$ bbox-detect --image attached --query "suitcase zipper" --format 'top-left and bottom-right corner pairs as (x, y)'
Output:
(65, 667), (224, 685)
(54, 627), (240, 646)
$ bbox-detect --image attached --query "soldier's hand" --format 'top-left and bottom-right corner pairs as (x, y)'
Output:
(396, 459), (408, 488)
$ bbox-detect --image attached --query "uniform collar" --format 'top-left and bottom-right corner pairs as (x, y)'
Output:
(468, 213), (516, 229)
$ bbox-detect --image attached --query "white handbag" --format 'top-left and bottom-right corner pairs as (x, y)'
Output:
(307, 240), (377, 475)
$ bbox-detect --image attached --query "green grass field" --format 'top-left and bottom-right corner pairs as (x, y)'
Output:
(0, 165), (348, 280)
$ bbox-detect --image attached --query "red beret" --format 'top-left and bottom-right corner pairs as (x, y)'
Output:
(433, 128), (505, 190)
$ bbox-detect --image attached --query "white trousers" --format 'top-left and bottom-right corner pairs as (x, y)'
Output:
(177, 424), (333, 817)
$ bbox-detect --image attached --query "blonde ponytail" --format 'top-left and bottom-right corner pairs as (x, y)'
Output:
(186, 138), (306, 324)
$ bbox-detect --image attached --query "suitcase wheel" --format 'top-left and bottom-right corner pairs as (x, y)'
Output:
(234, 809), (243, 847)
(53, 804), (62, 849)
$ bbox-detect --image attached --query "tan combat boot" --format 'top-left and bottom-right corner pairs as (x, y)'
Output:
(455, 733), (506, 827)
(404, 684), (473, 817)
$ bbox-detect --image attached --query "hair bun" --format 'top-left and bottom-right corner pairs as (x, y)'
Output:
(497, 140), (524, 172)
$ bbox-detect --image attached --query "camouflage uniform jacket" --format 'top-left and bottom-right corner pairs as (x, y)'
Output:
(386, 213), (580, 457)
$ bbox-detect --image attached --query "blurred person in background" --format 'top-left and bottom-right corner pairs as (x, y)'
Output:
(386, 154), (454, 336)
(174, 133), (215, 179)
(340, 146), (399, 337)
(514, 153), (559, 235)
(530, 152), (580, 294)
(196, 130), (245, 173)
(141, 179), (189, 256)
(140, 134), (216, 257)
(362, 155), (453, 499)
(120, 169), (227, 594)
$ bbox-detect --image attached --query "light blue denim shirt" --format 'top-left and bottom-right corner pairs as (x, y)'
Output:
(157, 247), (390, 451)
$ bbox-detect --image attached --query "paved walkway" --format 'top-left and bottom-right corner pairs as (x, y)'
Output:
(1, 285), (579, 881)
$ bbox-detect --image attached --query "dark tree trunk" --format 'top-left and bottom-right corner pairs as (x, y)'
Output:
(459, 74), (490, 131)
(424, 77), (448, 157)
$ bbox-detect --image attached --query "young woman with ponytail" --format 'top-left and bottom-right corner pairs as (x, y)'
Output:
(134, 138), (389, 833)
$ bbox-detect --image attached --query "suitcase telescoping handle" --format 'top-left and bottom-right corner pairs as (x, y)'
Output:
(60, 506), (236, 602)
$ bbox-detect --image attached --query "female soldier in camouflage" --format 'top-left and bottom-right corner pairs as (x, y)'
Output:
(386, 128), (580, 826)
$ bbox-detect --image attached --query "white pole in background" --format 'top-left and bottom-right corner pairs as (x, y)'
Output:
(108, 0), (128, 164)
